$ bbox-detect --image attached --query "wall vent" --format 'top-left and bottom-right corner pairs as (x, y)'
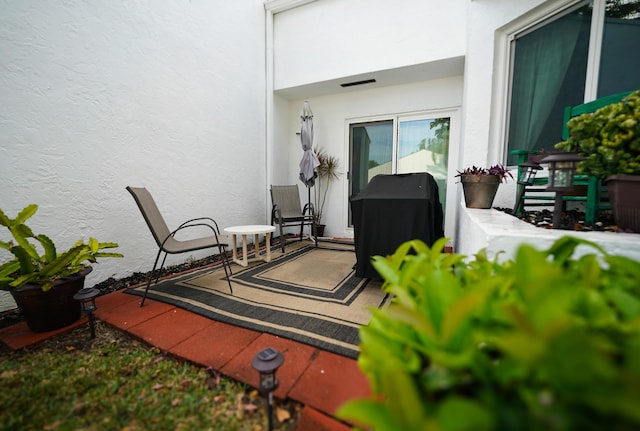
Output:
(340, 78), (376, 88)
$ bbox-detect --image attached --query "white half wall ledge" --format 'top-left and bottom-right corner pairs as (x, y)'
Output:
(457, 204), (640, 263)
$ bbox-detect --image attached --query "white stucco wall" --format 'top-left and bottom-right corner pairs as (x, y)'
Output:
(461, 0), (549, 209)
(273, 0), (467, 90)
(0, 1), (266, 293)
(457, 205), (640, 263)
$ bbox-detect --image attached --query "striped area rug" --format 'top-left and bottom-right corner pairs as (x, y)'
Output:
(125, 243), (386, 358)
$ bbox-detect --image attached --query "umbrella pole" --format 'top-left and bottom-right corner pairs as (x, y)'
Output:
(308, 186), (316, 244)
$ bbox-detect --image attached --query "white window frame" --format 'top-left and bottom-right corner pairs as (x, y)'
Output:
(492, 0), (611, 165)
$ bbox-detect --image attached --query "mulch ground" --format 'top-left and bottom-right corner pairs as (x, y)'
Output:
(497, 207), (624, 232)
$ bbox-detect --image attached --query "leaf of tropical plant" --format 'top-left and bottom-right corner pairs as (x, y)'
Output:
(572, 288), (617, 326)
(336, 399), (400, 431)
(0, 260), (20, 278)
(10, 272), (40, 288)
(441, 290), (488, 351)
(436, 396), (493, 431)
(429, 237), (450, 260)
(35, 234), (57, 264)
(93, 252), (124, 259)
(371, 256), (400, 286)
(380, 366), (430, 429)
(604, 288), (640, 320)
(381, 304), (437, 344)
(606, 254), (640, 281)
(97, 241), (121, 250)
(0, 208), (10, 227)
(546, 236), (605, 264)
(38, 246), (85, 280)
(88, 237), (99, 253)
(10, 224), (38, 259)
(10, 245), (35, 275)
(14, 204), (38, 225)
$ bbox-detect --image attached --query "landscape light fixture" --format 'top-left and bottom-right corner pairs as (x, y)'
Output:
(73, 287), (100, 338)
(541, 152), (585, 190)
(540, 152), (585, 229)
(251, 347), (284, 431)
(513, 159), (543, 216)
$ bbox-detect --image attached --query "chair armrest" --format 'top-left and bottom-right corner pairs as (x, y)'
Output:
(272, 206), (282, 222)
(160, 218), (226, 248)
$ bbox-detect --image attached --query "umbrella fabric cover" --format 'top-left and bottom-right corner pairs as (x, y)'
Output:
(299, 101), (320, 187)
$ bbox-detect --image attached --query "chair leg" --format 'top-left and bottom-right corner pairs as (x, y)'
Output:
(218, 245), (233, 295)
(278, 221), (285, 253)
(155, 254), (168, 284)
(141, 250), (164, 307)
(312, 222), (318, 248)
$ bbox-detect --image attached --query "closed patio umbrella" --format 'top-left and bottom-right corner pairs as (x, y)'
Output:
(299, 101), (320, 218)
(299, 101), (320, 187)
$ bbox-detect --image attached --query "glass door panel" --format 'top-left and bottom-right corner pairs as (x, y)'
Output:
(348, 114), (452, 227)
(398, 117), (450, 207)
(349, 121), (393, 200)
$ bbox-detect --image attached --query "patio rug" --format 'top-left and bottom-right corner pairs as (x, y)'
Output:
(125, 243), (386, 358)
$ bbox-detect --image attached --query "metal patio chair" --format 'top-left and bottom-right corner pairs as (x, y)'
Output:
(126, 186), (233, 307)
(270, 185), (316, 253)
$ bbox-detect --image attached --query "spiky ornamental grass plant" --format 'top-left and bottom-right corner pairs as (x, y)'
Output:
(0, 204), (122, 291)
(338, 236), (640, 431)
(313, 147), (340, 225)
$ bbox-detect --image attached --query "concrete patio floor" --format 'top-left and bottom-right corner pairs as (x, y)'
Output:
(0, 271), (370, 431)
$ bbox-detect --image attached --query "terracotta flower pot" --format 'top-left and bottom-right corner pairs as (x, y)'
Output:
(460, 175), (501, 209)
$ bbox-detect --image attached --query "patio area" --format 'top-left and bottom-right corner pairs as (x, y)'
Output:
(0, 241), (368, 431)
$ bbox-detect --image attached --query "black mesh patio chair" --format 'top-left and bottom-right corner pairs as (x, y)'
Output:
(126, 186), (233, 307)
(270, 185), (316, 253)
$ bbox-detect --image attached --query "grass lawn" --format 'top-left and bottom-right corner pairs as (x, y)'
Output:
(0, 322), (300, 430)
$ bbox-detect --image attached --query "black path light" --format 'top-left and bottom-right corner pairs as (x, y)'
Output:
(73, 287), (100, 338)
(540, 152), (586, 229)
(513, 159), (543, 216)
(251, 347), (284, 431)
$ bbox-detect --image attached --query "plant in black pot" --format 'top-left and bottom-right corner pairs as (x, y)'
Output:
(456, 164), (512, 208)
(313, 147), (340, 237)
(0, 204), (123, 332)
(556, 89), (640, 232)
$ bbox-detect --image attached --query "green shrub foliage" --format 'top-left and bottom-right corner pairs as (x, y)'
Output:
(556, 89), (640, 178)
(337, 237), (640, 431)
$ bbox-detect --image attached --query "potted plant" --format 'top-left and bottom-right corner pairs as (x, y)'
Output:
(556, 89), (640, 232)
(0, 204), (123, 332)
(338, 236), (640, 430)
(313, 147), (340, 237)
(455, 164), (512, 208)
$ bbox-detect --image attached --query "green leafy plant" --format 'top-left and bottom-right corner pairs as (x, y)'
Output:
(313, 147), (340, 225)
(455, 164), (513, 183)
(337, 236), (640, 430)
(556, 89), (640, 178)
(0, 204), (123, 291)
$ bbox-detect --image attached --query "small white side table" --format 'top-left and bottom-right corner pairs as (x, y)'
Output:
(223, 225), (276, 267)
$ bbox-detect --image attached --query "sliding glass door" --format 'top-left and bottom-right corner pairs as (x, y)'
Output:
(348, 112), (452, 227)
